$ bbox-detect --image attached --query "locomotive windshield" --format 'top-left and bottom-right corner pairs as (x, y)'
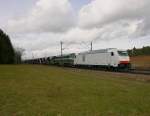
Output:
(118, 51), (128, 56)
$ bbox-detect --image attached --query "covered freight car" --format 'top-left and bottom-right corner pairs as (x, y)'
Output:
(50, 53), (76, 66)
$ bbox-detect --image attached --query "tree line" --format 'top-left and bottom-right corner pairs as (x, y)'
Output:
(128, 46), (150, 56)
(0, 29), (22, 64)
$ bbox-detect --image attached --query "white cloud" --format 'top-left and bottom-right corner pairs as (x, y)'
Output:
(2, 0), (150, 59)
(77, 0), (150, 47)
(63, 27), (100, 42)
(5, 0), (75, 33)
(78, 0), (150, 28)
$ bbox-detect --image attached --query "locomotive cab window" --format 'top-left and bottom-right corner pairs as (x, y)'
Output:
(111, 52), (114, 56)
(118, 51), (128, 56)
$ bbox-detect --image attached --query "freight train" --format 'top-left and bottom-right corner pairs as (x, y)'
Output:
(24, 48), (131, 70)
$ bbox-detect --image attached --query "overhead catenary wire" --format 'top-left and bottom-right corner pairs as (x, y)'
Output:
(60, 40), (94, 55)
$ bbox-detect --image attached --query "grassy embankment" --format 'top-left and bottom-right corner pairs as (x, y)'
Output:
(0, 65), (150, 116)
(131, 55), (150, 70)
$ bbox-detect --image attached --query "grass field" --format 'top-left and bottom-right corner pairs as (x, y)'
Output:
(0, 65), (150, 116)
(131, 55), (150, 70)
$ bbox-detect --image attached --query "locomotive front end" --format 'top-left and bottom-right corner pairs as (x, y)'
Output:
(117, 51), (131, 69)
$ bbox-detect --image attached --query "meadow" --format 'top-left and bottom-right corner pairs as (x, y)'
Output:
(0, 65), (150, 116)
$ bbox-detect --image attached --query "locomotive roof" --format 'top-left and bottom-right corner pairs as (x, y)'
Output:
(52, 53), (76, 58)
(79, 48), (117, 55)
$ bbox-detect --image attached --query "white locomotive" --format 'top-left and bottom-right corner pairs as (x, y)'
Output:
(74, 48), (131, 69)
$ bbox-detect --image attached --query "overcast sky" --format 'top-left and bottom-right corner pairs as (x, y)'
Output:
(0, 0), (150, 59)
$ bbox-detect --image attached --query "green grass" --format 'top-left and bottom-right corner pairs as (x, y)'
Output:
(0, 65), (150, 116)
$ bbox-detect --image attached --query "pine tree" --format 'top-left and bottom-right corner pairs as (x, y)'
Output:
(0, 29), (15, 64)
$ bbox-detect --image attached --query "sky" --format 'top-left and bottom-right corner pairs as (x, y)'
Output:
(0, 0), (150, 59)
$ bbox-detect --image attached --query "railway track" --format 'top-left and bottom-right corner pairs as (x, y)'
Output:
(103, 69), (150, 75)
(29, 64), (150, 76)
(71, 66), (150, 75)
(124, 69), (150, 75)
